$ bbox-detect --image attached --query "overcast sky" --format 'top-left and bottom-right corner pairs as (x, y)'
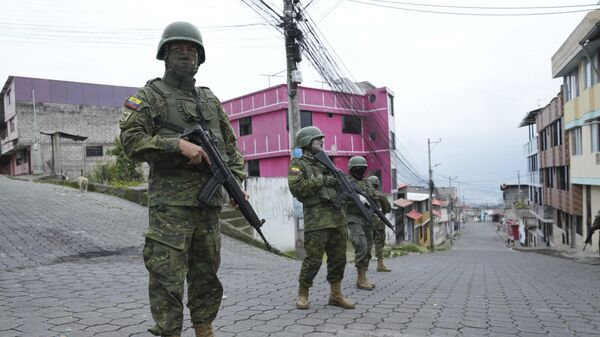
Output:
(1, 0), (596, 204)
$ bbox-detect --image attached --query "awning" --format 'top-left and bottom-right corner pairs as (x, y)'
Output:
(406, 210), (422, 220)
(394, 198), (413, 208)
(432, 199), (444, 206)
(396, 183), (408, 190)
(432, 210), (442, 217)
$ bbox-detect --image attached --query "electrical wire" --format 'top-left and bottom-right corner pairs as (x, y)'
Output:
(347, 0), (600, 16)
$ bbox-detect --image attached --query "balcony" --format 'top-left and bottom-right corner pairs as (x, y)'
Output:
(523, 136), (538, 157)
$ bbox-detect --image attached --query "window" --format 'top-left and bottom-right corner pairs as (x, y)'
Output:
(6, 89), (11, 105)
(342, 115), (361, 134)
(247, 160), (260, 177)
(86, 145), (103, 157)
(387, 93), (395, 116)
(584, 58), (592, 89)
(391, 168), (397, 189)
(540, 129), (547, 151)
(557, 166), (569, 191)
(239, 117), (252, 136)
(572, 127), (582, 155)
(545, 167), (553, 188)
(564, 68), (579, 101)
(591, 121), (600, 152)
(9, 118), (14, 133)
(15, 150), (23, 165)
(300, 110), (312, 128)
(390, 131), (396, 150)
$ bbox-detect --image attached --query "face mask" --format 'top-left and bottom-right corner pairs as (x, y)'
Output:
(350, 167), (367, 180)
(166, 47), (199, 80)
(310, 138), (323, 153)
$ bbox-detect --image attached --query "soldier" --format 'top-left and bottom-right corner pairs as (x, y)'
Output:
(288, 126), (355, 310)
(367, 175), (392, 272)
(584, 210), (600, 250)
(346, 156), (378, 290)
(119, 22), (246, 337)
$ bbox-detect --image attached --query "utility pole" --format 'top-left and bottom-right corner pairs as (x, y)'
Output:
(283, 0), (305, 258)
(448, 176), (457, 237)
(284, 0), (302, 157)
(517, 170), (521, 204)
(428, 138), (441, 251)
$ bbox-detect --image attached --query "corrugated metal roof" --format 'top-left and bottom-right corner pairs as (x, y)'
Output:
(393, 198), (413, 208)
(406, 210), (422, 220)
(407, 192), (429, 202)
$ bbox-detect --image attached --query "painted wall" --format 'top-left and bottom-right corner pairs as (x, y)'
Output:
(223, 84), (395, 193)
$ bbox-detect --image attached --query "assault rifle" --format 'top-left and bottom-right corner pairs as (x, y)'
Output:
(583, 225), (599, 251)
(312, 150), (397, 234)
(158, 121), (272, 252)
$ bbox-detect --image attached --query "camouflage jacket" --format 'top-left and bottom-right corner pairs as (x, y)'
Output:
(372, 190), (391, 231)
(288, 152), (346, 232)
(119, 76), (245, 207)
(346, 176), (378, 223)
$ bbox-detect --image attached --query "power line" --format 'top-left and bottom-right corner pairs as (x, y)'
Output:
(347, 0), (599, 16)
(352, 0), (600, 10)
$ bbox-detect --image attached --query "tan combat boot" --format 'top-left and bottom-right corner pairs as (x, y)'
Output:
(377, 258), (391, 272)
(328, 282), (355, 309)
(356, 268), (375, 290)
(193, 322), (214, 337)
(296, 285), (309, 309)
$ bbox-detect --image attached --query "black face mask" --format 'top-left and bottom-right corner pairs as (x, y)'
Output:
(350, 167), (367, 180)
(165, 48), (199, 80)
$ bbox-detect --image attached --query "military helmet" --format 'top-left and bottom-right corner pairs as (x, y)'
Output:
(295, 126), (324, 148)
(348, 156), (367, 170)
(367, 175), (380, 187)
(157, 21), (206, 64)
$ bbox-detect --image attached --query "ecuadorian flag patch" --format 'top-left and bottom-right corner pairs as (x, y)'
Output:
(125, 96), (142, 109)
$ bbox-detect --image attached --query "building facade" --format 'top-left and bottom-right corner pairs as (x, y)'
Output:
(221, 83), (399, 193)
(536, 93), (584, 249)
(551, 10), (600, 251)
(0, 76), (137, 177)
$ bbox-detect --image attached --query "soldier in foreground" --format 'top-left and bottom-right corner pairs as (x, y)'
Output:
(288, 126), (355, 310)
(346, 156), (378, 290)
(367, 176), (392, 272)
(119, 22), (246, 337)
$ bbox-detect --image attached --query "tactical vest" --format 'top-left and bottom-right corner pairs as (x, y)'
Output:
(142, 78), (228, 207)
(295, 156), (339, 207)
(145, 78), (227, 160)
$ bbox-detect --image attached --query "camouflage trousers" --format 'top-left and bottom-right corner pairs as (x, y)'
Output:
(144, 205), (222, 337)
(299, 227), (348, 288)
(373, 228), (386, 260)
(347, 215), (373, 270)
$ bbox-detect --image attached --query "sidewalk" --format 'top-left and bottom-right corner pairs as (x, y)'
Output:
(494, 224), (600, 265)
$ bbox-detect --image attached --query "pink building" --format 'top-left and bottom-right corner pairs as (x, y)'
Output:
(222, 83), (398, 193)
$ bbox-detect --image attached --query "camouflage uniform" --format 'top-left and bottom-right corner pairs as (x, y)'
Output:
(346, 177), (377, 270)
(288, 153), (347, 288)
(372, 190), (392, 260)
(119, 73), (245, 336)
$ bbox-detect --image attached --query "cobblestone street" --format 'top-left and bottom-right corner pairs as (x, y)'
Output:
(1, 175), (600, 337)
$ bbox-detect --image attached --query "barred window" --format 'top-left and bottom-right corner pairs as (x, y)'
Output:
(86, 145), (103, 157)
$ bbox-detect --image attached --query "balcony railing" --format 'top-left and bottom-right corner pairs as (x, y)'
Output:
(523, 136), (538, 156)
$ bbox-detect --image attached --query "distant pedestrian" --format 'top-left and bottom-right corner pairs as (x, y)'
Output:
(367, 176), (392, 272)
(288, 126), (355, 310)
(346, 156), (378, 290)
(119, 21), (246, 337)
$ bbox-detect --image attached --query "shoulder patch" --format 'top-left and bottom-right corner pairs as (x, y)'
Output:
(289, 166), (302, 175)
(125, 96), (143, 110)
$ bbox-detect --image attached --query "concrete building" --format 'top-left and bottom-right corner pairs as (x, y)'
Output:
(551, 10), (600, 250)
(537, 93), (584, 249)
(0, 76), (137, 177)
(501, 183), (530, 246)
(221, 82), (399, 193)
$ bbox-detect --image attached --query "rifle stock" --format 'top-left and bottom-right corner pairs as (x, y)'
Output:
(160, 122), (273, 252)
